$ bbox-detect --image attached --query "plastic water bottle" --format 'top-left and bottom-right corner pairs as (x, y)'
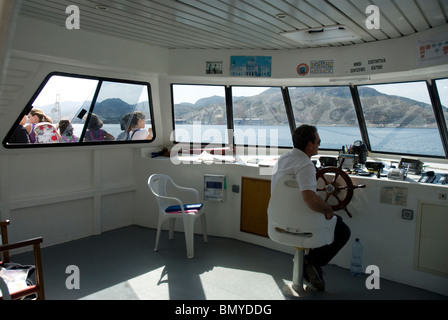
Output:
(350, 238), (363, 276)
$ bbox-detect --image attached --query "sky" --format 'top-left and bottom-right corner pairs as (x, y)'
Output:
(169, 82), (438, 105)
(436, 78), (448, 107)
(172, 84), (270, 104)
(32, 76), (98, 107)
(32, 75), (149, 107)
(364, 81), (434, 105)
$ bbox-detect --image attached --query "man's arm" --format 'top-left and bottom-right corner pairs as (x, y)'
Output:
(301, 190), (334, 220)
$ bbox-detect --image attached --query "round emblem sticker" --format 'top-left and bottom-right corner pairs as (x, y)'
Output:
(297, 63), (309, 76)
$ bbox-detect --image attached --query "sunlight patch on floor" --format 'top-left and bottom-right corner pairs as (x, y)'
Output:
(199, 267), (285, 300)
(80, 266), (169, 300)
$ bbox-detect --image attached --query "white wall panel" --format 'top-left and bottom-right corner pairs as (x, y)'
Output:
(10, 198), (94, 246)
(100, 149), (134, 188)
(8, 150), (93, 202)
(167, 23), (448, 80)
(101, 192), (135, 233)
(416, 201), (448, 276)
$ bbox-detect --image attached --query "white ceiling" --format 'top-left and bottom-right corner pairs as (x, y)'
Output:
(19, 0), (448, 50)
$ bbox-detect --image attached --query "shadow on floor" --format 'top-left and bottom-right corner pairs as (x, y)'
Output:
(10, 226), (448, 301)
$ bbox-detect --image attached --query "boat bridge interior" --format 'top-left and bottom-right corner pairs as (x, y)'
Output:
(1, 0), (448, 303)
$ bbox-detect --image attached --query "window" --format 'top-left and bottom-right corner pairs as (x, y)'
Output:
(435, 78), (448, 138)
(170, 81), (448, 159)
(3, 73), (154, 147)
(358, 81), (444, 157)
(289, 86), (362, 149)
(172, 84), (227, 145)
(232, 86), (288, 147)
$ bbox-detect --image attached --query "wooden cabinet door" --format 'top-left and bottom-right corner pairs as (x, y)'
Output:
(240, 177), (271, 237)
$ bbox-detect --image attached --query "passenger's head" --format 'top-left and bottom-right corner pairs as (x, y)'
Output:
(292, 124), (320, 156)
(130, 111), (146, 129)
(120, 113), (131, 131)
(87, 114), (103, 130)
(58, 119), (73, 135)
(28, 108), (52, 124)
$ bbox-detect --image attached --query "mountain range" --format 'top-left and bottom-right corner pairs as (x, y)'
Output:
(39, 98), (150, 124)
(38, 87), (447, 128)
(174, 86), (447, 128)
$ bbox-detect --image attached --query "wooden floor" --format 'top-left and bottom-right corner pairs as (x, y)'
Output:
(9, 225), (448, 301)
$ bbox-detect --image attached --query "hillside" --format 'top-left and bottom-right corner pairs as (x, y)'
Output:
(37, 88), (447, 128)
(39, 98), (150, 124)
(174, 86), (447, 128)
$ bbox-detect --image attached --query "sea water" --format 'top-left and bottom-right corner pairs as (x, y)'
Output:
(72, 124), (444, 157)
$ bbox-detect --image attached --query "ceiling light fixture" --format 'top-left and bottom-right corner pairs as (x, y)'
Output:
(281, 25), (360, 45)
(95, 5), (109, 11)
(275, 13), (287, 19)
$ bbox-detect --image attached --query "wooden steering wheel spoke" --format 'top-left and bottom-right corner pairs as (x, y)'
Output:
(333, 194), (344, 205)
(331, 172), (340, 184)
(321, 175), (330, 185)
(315, 165), (365, 218)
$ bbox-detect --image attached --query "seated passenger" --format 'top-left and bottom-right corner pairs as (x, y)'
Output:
(25, 108), (53, 143)
(84, 114), (115, 142)
(8, 115), (30, 143)
(128, 111), (153, 140)
(116, 113), (131, 140)
(57, 119), (79, 143)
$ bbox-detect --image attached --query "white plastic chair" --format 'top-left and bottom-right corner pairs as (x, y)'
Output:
(148, 174), (207, 259)
(268, 175), (336, 298)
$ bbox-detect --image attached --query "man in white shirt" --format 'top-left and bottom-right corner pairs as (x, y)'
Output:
(271, 124), (351, 291)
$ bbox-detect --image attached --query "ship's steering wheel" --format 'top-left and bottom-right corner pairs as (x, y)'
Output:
(315, 159), (366, 218)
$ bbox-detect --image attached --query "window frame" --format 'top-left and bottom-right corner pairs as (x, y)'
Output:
(171, 83), (294, 149)
(286, 84), (363, 152)
(231, 85), (290, 148)
(171, 80), (448, 159)
(3, 72), (156, 148)
(355, 80), (447, 159)
(431, 78), (448, 157)
(170, 83), (228, 147)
